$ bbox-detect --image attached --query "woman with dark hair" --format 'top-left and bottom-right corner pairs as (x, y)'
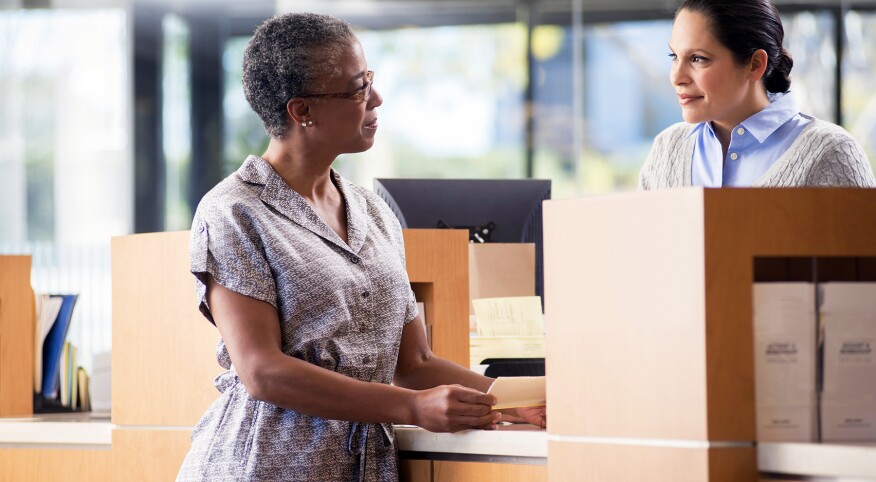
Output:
(639, 0), (875, 189)
(175, 12), (545, 482)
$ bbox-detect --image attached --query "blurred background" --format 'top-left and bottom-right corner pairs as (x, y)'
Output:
(1, 0), (875, 369)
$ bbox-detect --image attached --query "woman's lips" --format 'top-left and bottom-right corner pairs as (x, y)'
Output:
(677, 93), (703, 105)
(365, 119), (379, 129)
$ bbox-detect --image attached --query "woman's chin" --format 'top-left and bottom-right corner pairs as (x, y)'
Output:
(680, 109), (707, 125)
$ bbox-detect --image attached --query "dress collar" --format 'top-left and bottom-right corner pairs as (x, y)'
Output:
(236, 155), (367, 254)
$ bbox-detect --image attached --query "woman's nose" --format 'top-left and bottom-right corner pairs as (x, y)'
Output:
(368, 87), (383, 108)
(670, 62), (688, 86)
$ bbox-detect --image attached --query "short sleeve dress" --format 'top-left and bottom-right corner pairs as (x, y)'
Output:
(176, 155), (419, 482)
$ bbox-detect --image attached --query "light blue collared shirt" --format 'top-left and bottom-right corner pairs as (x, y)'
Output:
(690, 92), (812, 187)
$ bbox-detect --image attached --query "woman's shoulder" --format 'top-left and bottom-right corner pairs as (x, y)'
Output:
(193, 170), (265, 227)
(781, 117), (875, 187)
(655, 122), (695, 144)
(797, 117), (859, 146)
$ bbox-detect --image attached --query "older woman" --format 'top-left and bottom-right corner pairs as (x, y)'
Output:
(639, 0), (875, 189)
(176, 12), (545, 482)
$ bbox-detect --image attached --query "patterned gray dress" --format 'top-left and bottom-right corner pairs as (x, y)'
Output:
(176, 155), (418, 481)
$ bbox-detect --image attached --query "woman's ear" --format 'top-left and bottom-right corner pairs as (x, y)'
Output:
(286, 98), (311, 127)
(749, 49), (769, 82)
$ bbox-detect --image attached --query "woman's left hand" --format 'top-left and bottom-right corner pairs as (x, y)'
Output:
(499, 406), (547, 429)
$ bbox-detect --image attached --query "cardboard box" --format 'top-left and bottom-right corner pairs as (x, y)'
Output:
(753, 282), (817, 442)
(469, 243), (535, 315)
(820, 282), (876, 442)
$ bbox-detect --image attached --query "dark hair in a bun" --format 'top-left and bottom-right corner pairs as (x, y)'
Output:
(678, 0), (792, 93)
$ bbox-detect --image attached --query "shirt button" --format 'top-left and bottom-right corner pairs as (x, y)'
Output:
(362, 291), (370, 298)
(737, 128), (745, 135)
(730, 152), (739, 161)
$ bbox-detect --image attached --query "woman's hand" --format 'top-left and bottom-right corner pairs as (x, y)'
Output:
(499, 406), (547, 429)
(411, 384), (500, 433)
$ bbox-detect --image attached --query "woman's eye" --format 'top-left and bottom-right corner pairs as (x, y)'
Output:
(668, 52), (677, 61)
(691, 55), (708, 63)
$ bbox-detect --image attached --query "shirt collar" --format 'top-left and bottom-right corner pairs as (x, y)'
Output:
(686, 122), (707, 139)
(237, 154), (275, 184)
(683, 91), (799, 143)
(738, 91), (799, 143)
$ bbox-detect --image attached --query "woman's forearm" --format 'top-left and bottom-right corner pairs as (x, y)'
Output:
(393, 352), (493, 393)
(247, 351), (417, 424)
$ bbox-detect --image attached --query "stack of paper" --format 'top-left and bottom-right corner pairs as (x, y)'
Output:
(470, 296), (545, 368)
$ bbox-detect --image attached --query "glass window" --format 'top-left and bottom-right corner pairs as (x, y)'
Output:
(0, 9), (129, 371)
(782, 11), (836, 122)
(222, 23), (528, 188)
(162, 14), (193, 232)
(535, 19), (677, 197)
(223, 36), (268, 177)
(842, 10), (876, 174)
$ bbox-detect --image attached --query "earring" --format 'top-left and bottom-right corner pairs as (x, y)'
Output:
(301, 120), (313, 127)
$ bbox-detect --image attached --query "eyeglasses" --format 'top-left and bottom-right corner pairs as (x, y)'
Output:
(301, 70), (374, 102)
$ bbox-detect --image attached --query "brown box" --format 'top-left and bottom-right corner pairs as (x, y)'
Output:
(469, 243), (535, 314)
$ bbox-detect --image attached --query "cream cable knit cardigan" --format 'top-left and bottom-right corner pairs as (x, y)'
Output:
(638, 119), (876, 190)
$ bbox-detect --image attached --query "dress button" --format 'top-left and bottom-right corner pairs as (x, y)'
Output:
(362, 291), (370, 298)
(350, 256), (360, 264)
(363, 355), (372, 364)
(730, 152), (739, 161)
(737, 128), (745, 135)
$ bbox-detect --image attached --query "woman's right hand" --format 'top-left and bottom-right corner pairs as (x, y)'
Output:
(410, 384), (499, 433)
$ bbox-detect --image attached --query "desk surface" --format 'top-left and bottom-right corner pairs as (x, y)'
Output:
(0, 415), (547, 456)
(396, 423), (547, 463)
(0, 413), (112, 447)
(3, 416), (876, 479)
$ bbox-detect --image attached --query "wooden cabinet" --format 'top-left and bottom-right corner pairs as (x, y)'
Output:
(0, 447), (111, 482)
(400, 460), (547, 482)
(0, 255), (34, 417)
(543, 188), (876, 482)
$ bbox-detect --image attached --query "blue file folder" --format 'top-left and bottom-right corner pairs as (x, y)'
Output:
(40, 294), (78, 399)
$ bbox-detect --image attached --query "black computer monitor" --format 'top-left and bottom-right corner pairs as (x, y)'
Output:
(373, 178), (551, 302)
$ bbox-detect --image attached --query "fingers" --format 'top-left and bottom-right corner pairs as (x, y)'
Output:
(511, 406), (547, 428)
(451, 385), (497, 407)
(451, 411), (502, 432)
(413, 385), (501, 433)
(439, 385), (495, 418)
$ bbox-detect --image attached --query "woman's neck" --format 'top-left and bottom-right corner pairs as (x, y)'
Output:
(711, 87), (771, 158)
(261, 138), (336, 202)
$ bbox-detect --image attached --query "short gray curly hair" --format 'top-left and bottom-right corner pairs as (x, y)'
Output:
(242, 13), (355, 138)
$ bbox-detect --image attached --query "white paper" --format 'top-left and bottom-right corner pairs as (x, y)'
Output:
(472, 296), (543, 337)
